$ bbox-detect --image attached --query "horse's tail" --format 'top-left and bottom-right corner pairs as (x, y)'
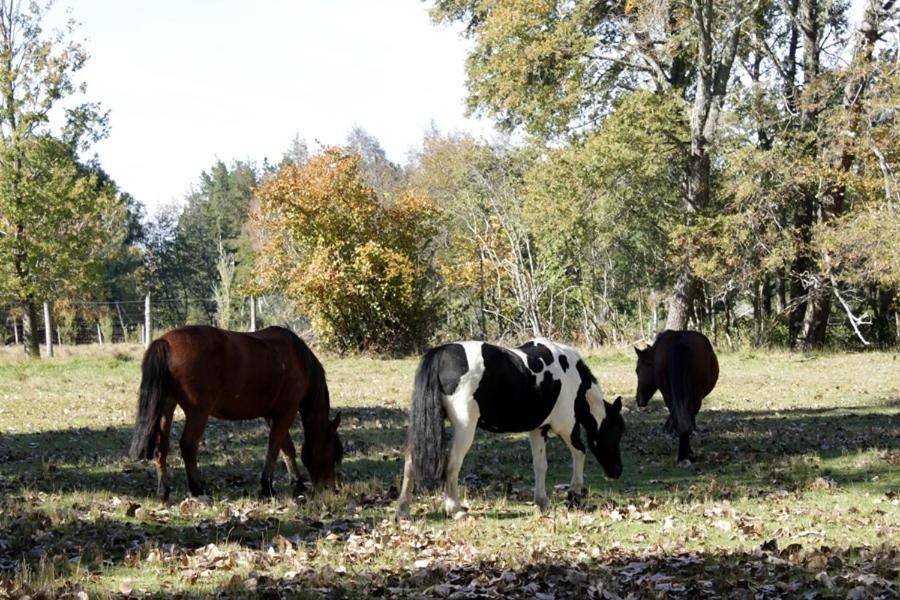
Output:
(407, 346), (447, 488)
(667, 342), (695, 435)
(129, 339), (171, 460)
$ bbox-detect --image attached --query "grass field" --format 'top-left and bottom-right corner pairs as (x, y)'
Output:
(0, 344), (897, 598)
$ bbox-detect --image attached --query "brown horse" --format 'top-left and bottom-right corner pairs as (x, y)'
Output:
(635, 330), (718, 467)
(129, 325), (342, 500)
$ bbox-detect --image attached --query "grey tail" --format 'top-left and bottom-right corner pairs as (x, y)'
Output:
(406, 346), (447, 489)
(129, 339), (171, 460)
(667, 343), (695, 435)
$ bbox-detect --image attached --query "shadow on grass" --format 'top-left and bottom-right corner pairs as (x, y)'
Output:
(0, 400), (897, 505)
(0, 405), (408, 500)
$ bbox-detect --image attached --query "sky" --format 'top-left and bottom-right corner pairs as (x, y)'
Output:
(47, 0), (495, 212)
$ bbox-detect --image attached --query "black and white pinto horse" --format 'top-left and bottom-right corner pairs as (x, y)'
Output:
(395, 339), (625, 520)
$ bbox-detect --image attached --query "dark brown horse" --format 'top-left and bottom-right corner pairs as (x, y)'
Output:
(635, 330), (718, 467)
(129, 325), (342, 500)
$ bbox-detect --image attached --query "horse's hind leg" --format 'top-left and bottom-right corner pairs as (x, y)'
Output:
(394, 449), (415, 521)
(261, 413), (295, 497)
(155, 400), (177, 501)
(529, 429), (550, 512)
(444, 411), (477, 517)
(180, 411), (210, 497)
(677, 432), (695, 467)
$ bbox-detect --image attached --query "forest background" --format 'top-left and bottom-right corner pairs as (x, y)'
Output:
(2, 0), (899, 357)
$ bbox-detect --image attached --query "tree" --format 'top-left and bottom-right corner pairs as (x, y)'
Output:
(144, 160), (258, 328)
(432, 0), (756, 330)
(346, 126), (405, 196)
(698, 0), (900, 348)
(250, 146), (440, 353)
(0, 1), (116, 356)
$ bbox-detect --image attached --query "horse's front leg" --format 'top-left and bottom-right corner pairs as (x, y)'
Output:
(179, 411), (209, 497)
(528, 429), (550, 513)
(279, 434), (306, 496)
(558, 428), (586, 499)
(265, 417), (305, 496)
(261, 412), (295, 497)
(154, 402), (177, 501)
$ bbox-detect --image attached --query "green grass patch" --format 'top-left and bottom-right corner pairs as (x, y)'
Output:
(0, 345), (897, 597)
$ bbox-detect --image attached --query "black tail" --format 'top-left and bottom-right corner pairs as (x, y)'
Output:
(667, 342), (695, 435)
(129, 339), (171, 460)
(407, 346), (447, 488)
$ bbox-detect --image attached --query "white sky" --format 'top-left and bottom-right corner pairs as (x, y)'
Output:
(47, 1), (495, 212)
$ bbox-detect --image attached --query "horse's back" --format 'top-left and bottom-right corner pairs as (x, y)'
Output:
(158, 325), (307, 419)
(432, 339), (585, 434)
(654, 330), (718, 401)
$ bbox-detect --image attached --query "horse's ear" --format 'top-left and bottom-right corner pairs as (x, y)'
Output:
(332, 411), (341, 430)
(633, 346), (641, 356)
(612, 396), (622, 412)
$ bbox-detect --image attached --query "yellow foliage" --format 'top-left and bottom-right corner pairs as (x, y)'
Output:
(248, 146), (440, 353)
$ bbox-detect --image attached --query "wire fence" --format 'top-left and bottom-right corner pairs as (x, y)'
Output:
(1, 294), (275, 352)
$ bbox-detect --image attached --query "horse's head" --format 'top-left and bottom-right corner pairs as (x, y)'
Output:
(634, 345), (657, 408)
(585, 396), (625, 479)
(301, 412), (343, 491)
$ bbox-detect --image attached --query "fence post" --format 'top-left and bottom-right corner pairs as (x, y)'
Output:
(43, 302), (53, 358)
(97, 323), (103, 346)
(144, 292), (151, 348)
(12, 316), (18, 346)
(249, 296), (256, 332)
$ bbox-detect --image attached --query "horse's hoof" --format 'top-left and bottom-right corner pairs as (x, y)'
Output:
(260, 480), (276, 498)
(677, 459), (693, 469)
(394, 508), (411, 522)
(452, 509), (469, 520)
(535, 498), (550, 513)
(565, 491), (584, 508)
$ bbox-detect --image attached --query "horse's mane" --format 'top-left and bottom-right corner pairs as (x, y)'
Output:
(277, 327), (330, 417)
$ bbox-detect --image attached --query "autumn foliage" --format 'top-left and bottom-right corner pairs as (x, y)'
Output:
(249, 147), (440, 353)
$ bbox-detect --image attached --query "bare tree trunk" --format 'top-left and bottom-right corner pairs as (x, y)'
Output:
(666, 0), (745, 330)
(22, 296), (40, 357)
(796, 280), (831, 349)
(665, 267), (697, 330)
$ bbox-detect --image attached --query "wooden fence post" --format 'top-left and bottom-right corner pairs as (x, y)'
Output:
(97, 323), (103, 345)
(12, 316), (18, 346)
(249, 296), (256, 332)
(43, 302), (53, 358)
(144, 293), (151, 348)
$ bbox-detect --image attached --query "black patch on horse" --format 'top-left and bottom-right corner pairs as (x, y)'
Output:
(558, 355), (569, 372)
(574, 360), (599, 432)
(570, 422), (585, 452)
(474, 343), (561, 433)
(540, 424), (551, 441)
(518, 341), (554, 373)
(437, 343), (469, 395)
